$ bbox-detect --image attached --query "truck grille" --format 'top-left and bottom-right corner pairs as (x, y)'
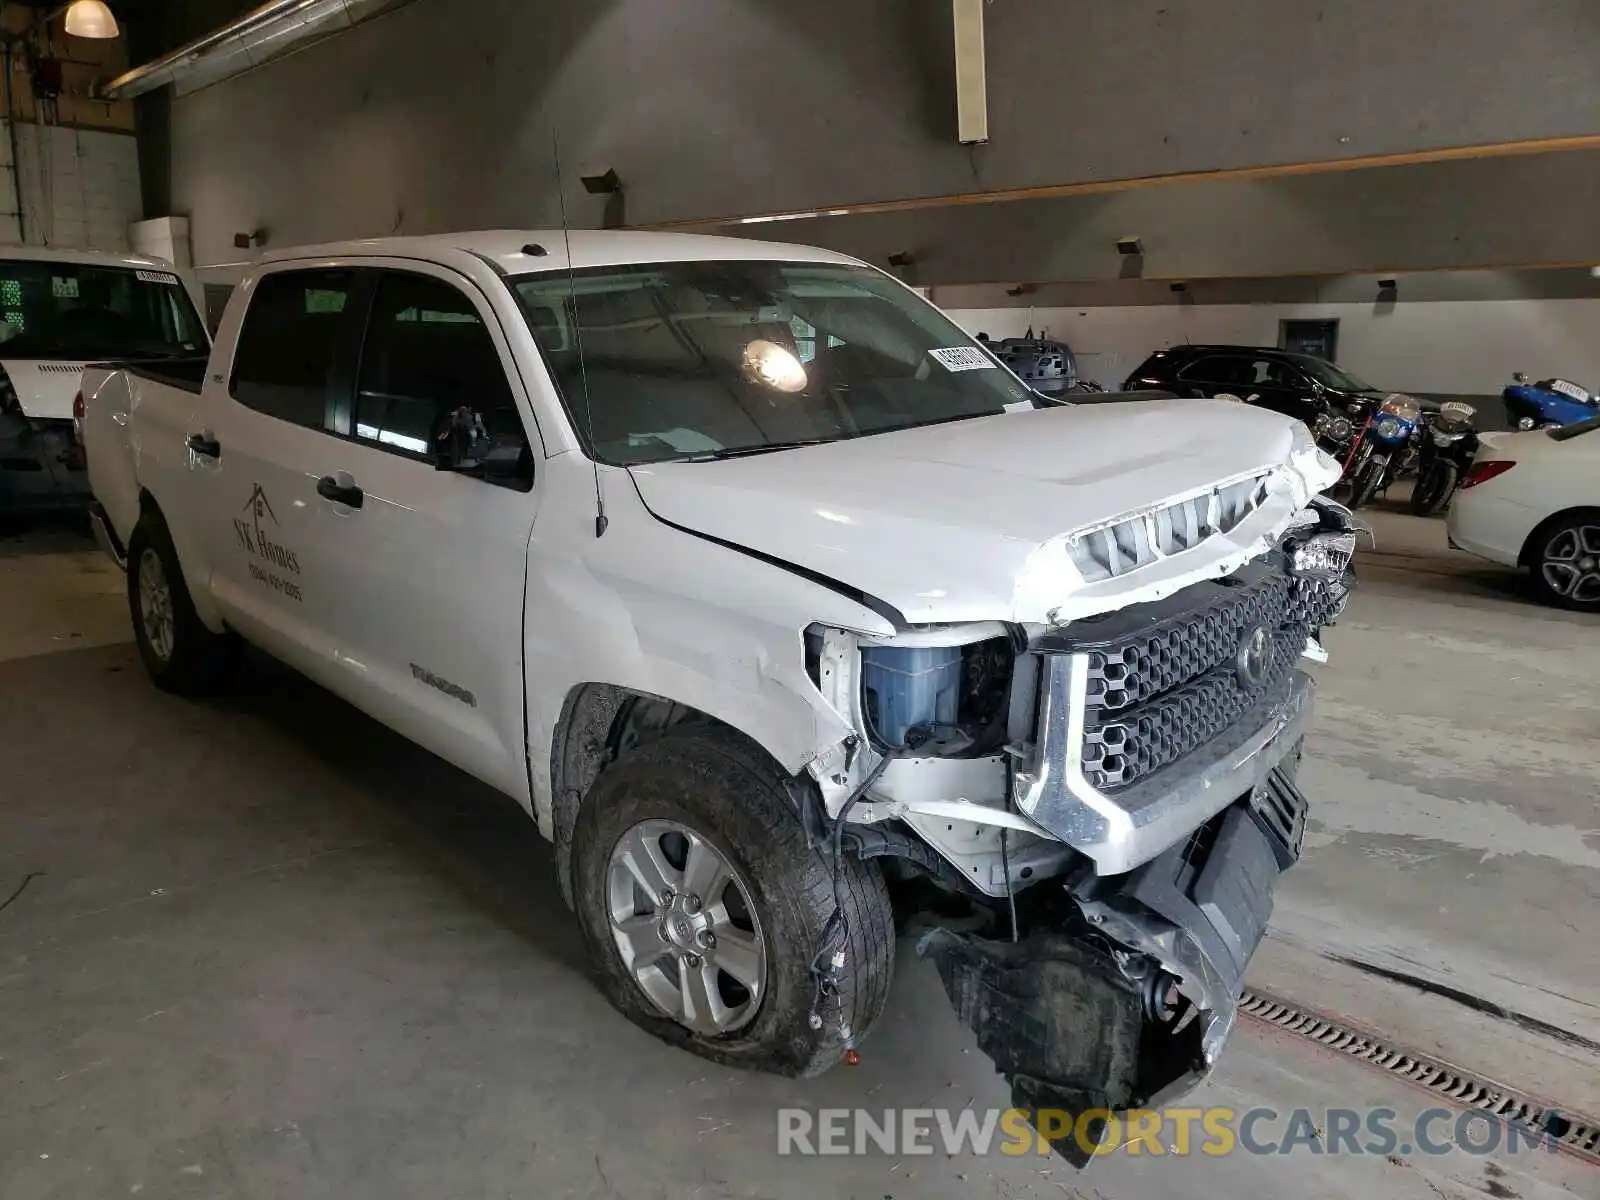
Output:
(1076, 566), (1345, 792)
(1066, 473), (1271, 583)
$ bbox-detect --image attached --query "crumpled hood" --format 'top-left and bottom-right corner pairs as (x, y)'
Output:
(628, 399), (1337, 625)
(1, 359), (89, 420)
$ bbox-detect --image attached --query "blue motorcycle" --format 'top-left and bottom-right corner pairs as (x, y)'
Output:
(1343, 394), (1422, 509)
(1503, 373), (1598, 429)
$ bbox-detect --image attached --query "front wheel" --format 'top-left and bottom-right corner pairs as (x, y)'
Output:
(1409, 462), (1457, 516)
(571, 728), (894, 1078)
(1349, 453), (1387, 509)
(1527, 514), (1600, 613)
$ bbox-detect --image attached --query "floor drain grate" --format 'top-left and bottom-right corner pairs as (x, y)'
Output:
(1239, 988), (1600, 1158)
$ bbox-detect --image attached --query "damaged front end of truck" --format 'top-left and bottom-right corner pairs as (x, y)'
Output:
(803, 479), (1357, 1164)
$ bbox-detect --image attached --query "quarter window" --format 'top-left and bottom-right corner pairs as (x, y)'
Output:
(231, 269), (362, 428)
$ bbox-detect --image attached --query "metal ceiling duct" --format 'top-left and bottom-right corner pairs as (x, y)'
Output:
(100, 0), (414, 99)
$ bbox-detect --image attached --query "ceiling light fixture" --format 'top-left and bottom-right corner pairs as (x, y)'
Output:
(62, 0), (120, 39)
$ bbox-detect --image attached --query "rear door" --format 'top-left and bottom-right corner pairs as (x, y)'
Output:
(191, 267), (369, 667)
(300, 265), (541, 797)
(1175, 354), (1245, 397)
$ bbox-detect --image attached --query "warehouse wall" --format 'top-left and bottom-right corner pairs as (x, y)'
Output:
(944, 299), (1600, 404)
(164, 0), (1600, 267)
(2, 123), (143, 251)
(749, 149), (1600, 287)
(0, 3), (142, 251)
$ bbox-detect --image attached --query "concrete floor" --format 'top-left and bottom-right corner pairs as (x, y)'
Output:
(1, 506), (1595, 1200)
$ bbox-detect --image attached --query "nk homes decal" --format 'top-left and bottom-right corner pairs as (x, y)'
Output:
(234, 483), (304, 603)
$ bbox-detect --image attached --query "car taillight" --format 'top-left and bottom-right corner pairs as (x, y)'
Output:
(1460, 460), (1515, 489)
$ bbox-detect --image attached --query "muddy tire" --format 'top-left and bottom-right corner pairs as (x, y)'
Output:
(571, 728), (894, 1077)
(127, 512), (238, 694)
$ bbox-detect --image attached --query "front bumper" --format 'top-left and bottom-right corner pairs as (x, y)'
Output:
(920, 557), (1341, 1164)
(1017, 657), (1314, 876)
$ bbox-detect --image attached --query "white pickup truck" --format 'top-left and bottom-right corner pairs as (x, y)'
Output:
(83, 230), (1353, 1159)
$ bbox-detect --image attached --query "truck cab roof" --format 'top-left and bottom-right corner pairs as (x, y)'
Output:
(0, 243), (183, 272)
(261, 229), (866, 275)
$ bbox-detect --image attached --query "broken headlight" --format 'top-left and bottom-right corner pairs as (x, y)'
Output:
(858, 637), (1015, 755)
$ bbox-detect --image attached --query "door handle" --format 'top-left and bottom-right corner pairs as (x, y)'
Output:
(316, 474), (364, 509)
(186, 431), (221, 458)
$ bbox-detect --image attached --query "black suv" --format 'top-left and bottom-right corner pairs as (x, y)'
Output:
(1123, 345), (1398, 429)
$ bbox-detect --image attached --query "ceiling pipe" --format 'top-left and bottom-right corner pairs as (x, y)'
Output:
(99, 0), (412, 99)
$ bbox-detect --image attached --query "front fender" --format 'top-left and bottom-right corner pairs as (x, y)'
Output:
(522, 457), (894, 838)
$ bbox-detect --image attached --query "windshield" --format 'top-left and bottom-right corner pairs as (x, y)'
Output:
(0, 260), (207, 360)
(1295, 355), (1374, 393)
(510, 261), (1034, 464)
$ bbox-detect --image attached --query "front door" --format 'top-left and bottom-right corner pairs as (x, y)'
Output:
(302, 266), (541, 798)
(1236, 356), (1318, 425)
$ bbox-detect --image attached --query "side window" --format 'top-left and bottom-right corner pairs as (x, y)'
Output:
(1244, 358), (1296, 387)
(354, 272), (531, 487)
(1177, 355), (1242, 385)
(231, 269), (362, 429)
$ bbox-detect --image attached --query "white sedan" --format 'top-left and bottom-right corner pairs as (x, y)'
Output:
(1448, 417), (1600, 611)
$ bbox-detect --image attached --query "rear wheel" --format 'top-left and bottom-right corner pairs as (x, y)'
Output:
(127, 513), (239, 693)
(571, 728), (894, 1077)
(1527, 514), (1600, 613)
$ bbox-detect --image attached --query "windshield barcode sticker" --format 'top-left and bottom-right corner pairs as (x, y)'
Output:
(136, 270), (180, 285)
(929, 346), (995, 372)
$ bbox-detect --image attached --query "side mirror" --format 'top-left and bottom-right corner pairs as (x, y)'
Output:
(434, 406), (527, 479)
(434, 406), (489, 471)
(1512, 372), (1527, 384)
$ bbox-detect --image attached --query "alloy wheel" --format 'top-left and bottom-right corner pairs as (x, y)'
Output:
(1540, 524), (1600, 604)
(137, 548), (176, 662)
(605, 819), (767, 1036)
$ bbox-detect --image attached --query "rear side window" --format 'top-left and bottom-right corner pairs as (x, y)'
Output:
(354, 272), (531, 487)
(1241, 358), (1300, 387)
(1177, 355), (1244, 385)
(231, 269), (363, 428)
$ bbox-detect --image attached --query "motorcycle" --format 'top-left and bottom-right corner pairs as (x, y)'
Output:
(1343, 394), (1422, 509)
(992, 334), (1078, 397)
(1503, 373), (1598, 430)
(1408, 400), (1479, 515)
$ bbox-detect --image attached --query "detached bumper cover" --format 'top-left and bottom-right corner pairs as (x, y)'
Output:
(921, 764), (1309, 1164)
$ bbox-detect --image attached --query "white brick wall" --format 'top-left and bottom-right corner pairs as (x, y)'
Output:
(0, 122), (141, 252)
